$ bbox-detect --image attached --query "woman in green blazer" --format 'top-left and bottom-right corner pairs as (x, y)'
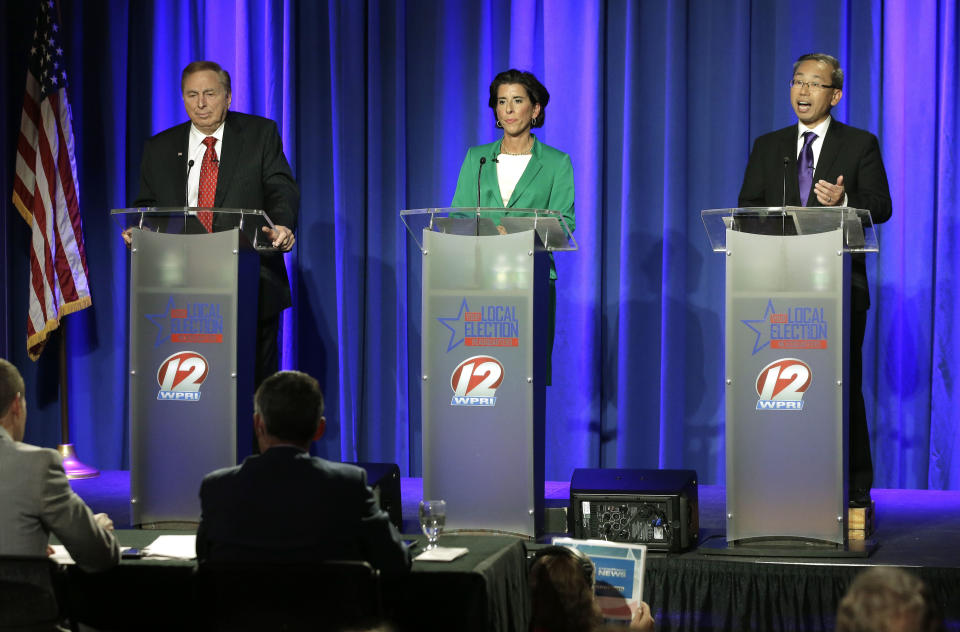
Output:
(450, 69), (575, 383)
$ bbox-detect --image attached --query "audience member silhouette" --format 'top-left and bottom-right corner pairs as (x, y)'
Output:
(836, 566), (943, 632)
(529, 545), (654, 632)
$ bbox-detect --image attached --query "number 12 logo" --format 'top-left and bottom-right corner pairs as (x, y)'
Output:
(755, 358), (811, 411)
(156, 351), (209, 401)
(450, 355), (504, 407)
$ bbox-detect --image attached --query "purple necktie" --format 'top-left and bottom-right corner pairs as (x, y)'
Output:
(798, 131), (817, 206)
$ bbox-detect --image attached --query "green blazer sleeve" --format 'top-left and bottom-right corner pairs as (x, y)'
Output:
(534, 148), (575, 233)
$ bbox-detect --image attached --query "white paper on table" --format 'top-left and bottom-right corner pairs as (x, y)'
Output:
(49, 545), (75, 565)
(142, 534), (197, 559)
(413, 546), (469, 562)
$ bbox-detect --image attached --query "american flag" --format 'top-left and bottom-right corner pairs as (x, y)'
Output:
(11, 0), (91, 361)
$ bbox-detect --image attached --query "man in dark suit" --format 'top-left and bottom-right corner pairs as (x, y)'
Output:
(0, 358), (119, 572)
(738, 53), (892, 507)
(130, 60), (298, 389)
(196, 370), (411, 573)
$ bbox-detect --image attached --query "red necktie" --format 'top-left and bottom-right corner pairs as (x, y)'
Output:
(197, 136), (219, 232)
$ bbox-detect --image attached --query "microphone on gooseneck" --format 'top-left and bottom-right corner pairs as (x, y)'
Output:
(781, 156), (789, 208)
(186, 159), (196, 205)
(477, 156), (487, 207)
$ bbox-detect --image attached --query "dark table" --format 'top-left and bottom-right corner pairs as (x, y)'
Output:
(62, 530), (530, 632)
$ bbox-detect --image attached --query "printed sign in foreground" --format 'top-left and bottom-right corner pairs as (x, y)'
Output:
(551, 537), (647, 624)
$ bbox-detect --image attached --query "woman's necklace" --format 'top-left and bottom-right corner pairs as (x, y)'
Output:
(500, 136), (534, 155)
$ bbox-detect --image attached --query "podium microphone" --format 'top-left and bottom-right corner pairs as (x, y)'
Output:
(781, 156), (789, 208)
(185, 159), (195, 205)
(477, 156), (487, 207)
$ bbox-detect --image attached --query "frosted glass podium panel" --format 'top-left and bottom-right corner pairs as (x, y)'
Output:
(404, 207), (575, 537)
(702, 206), (876, 548)
(114, 208), (260, 526)
(725, 228), (848, 543)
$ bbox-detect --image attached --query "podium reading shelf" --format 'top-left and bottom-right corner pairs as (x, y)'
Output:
(402, 208), (576, 536)
(112, 207), (277, 526)
(701, 206), (878, 555)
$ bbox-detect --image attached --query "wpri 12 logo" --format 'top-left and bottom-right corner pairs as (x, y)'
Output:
(755, 358), (811, 411)
(450, 355), (504, 407)
(156, 351), (209, 401)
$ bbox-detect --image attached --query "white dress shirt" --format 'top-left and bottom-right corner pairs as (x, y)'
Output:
(496, 153), (532, 206)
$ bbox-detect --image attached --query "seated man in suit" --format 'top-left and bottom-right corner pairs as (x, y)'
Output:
(196, 371), (410, 573)
(0, 358), (119, 572)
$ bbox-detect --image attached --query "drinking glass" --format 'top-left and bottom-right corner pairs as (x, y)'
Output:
(419, 500), (446, 549)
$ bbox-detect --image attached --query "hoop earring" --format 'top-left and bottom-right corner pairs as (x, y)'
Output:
(496, 120), (503, 128)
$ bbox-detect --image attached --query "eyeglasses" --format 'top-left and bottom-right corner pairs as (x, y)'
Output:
(789, 80), (836, 91)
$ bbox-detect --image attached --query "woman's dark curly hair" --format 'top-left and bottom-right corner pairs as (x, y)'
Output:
(529, 550), (602, 632)
(488, 69), (550, 128)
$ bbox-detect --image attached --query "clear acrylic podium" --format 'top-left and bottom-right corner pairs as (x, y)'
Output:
(701, 206), (878, 551)
(402, 208), (576, 536)
(112, 207), (277, 525)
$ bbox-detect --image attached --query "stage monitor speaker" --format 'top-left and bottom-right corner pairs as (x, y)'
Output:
(352, 462), (402, 531)
(569, 468), (699, 552)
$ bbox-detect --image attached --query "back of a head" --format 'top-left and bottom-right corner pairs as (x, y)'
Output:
(0, 358), (24, 419)
(254, 370), (324, 443)
(529, 549), (602, 632)
(836, 567), (943, 632)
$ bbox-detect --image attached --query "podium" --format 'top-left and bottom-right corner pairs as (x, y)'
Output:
(112, 207), (277, 525)
(701, 206), (878, 552)
(402, 208), (576, 536)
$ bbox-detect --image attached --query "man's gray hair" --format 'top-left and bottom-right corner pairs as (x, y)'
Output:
(793, 53), (844, 90)
(181, 60), (232, 95)
(836, 567), (942, 632)
(254, 371), (324, 442)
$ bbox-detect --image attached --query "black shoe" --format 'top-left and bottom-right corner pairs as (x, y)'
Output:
(849, 488), (872, 508)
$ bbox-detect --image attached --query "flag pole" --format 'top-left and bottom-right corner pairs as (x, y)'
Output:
(57, 319), (98, 479)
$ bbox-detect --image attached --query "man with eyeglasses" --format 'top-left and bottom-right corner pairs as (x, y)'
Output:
(738, 53), (892, 509)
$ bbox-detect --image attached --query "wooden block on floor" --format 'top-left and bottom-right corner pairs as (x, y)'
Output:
(848, 501), (875, 538)
(848, 528), (867, 541)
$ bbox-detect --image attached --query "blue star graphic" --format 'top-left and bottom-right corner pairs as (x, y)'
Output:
(437, 298), (469, 352)
(741, 299), (776, 355)
(144, 296), (175, 347)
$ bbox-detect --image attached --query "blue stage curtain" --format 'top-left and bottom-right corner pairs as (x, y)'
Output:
(2, 0), (959, 490)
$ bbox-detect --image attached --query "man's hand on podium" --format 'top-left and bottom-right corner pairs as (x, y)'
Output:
(262, 225), (295, 251)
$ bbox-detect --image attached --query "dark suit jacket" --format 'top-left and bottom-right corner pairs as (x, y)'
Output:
(196, 447), (411, 574)
(738, 119), (892, 310)
(132, 111), (299, 318)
